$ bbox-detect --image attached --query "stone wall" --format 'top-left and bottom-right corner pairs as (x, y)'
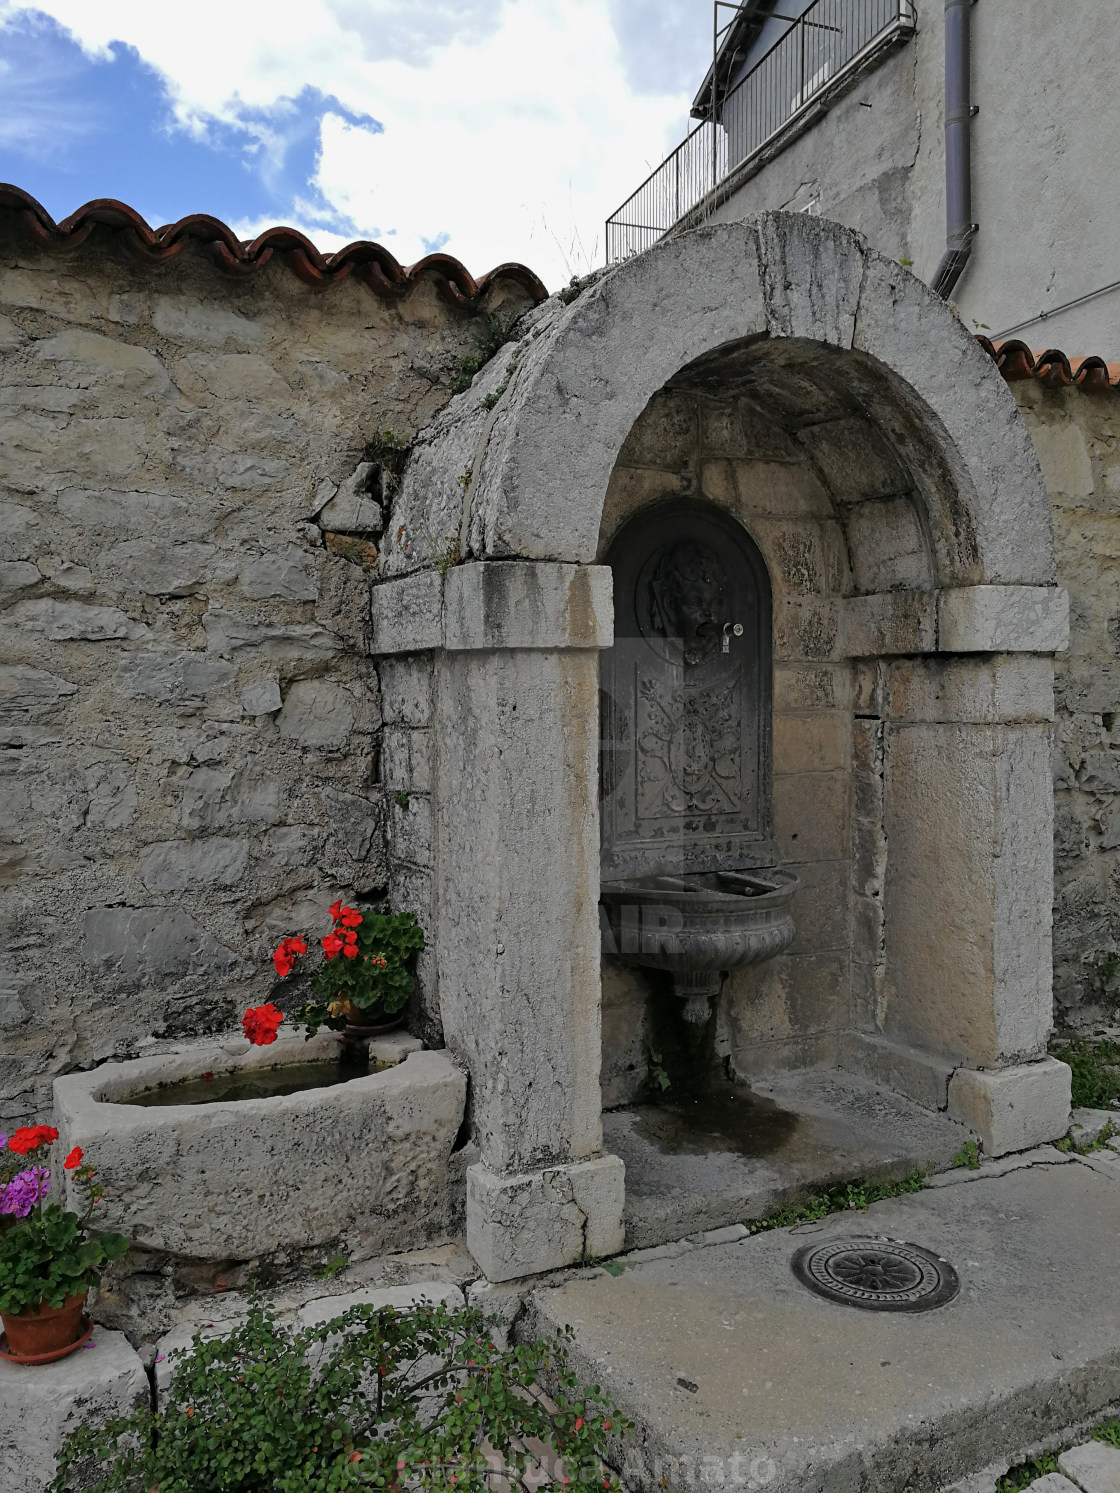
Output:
(0, 221), (536, 1122)
(1016, 381), (1120, 1030)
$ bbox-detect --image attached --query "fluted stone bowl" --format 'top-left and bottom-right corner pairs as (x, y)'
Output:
(599, 867), (800, 1024)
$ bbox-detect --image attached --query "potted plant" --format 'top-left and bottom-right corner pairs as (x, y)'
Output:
(242, 899), (425, 1047)
(0, 1126), (128, 1363)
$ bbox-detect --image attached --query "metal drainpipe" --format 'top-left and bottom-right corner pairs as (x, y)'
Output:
(930, 0), (978, 300)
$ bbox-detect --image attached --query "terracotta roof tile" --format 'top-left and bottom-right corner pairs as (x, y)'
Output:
(978, 335), (1120, 391)
(0, 184), (549, 310)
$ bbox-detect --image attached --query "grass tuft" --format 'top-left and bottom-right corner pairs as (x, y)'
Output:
(996, 1453), (1059, 1492)
(1051, 1036), (1120, 1110)
(744, 1171), (926, 1237)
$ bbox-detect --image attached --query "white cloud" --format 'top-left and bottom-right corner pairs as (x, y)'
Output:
(0, 0), (709, 287)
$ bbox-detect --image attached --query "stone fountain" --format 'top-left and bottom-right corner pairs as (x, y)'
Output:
(600, 867), (799, 1024)
(600, 498), (798, 1023)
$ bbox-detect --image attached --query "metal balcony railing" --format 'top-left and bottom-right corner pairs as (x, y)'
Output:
(605, 0), (913, 264)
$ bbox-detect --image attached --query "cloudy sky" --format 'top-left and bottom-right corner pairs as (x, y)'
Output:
(0, 1), (714, 289)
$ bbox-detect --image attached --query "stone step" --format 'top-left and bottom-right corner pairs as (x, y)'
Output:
(1058, 1441), (1120, 1493)
(526, 1157), (1120, 1493)
(604, 1067), (972, 1251)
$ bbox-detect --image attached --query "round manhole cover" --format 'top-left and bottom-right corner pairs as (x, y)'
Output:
(790, 1237), (960, 1312)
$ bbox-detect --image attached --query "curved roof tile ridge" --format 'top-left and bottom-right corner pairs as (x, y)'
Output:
(0, 183), (549, 310)
(977, 334), (1120, 391)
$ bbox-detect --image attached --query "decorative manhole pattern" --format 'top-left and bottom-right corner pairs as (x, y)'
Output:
(790, 1238), (960, 1312)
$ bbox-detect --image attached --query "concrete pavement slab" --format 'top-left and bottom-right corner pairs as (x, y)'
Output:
(527, 1163), (1120, 1493)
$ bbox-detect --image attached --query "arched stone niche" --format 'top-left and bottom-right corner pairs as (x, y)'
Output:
(370, 214), (1072, 1283)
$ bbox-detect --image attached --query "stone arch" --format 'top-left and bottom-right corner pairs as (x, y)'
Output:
(370, 212), (1070, 1284)
(387, 214), (1053, 591)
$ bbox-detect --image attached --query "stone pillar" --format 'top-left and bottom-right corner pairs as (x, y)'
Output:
(838, 587), (1073, 1151)
(875, 642), (1070, 1150)
(371, 561), (624, 1281)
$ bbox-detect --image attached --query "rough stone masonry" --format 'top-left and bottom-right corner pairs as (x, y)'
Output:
(0, 206), (539, 1123)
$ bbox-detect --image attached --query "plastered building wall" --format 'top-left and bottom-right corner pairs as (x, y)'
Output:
(704, 0), (1120, 355)
(0, 223), (535, 1122)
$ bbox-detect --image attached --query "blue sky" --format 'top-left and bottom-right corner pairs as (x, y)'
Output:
(0, 1), (712, 287)
(0, 14), (384, 243)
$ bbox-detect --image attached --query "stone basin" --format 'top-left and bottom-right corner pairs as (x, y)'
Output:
(599, 867), (800, 1024)
(53, 1031), (466, 1262)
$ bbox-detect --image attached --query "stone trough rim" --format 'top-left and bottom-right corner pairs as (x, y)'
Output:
(52, 1030), (435, 1123)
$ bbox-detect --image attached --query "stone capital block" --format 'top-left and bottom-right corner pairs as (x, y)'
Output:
(937, 585), (1069, 654)
(839, 591), (937, 658)
(947, 1057), (1072, 1157)
(371, 563), (613, 656)
(443, 562), (613, 651)
(839, 588), (1070, 661)
(1058, 1441), (1120, 1491)
(0, 1328), (148, 1493)
(467, 1155), (626, 1283)
(370, 569), (443, 654)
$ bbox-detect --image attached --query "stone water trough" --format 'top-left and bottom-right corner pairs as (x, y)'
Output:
(53, 1032), (466, 1261)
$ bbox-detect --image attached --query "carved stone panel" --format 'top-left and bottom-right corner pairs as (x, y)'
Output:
(601, 499), (773, 878)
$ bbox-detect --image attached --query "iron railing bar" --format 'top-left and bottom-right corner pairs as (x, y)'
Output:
(709, 0), (833, 119)
(672, 11), (908, 231)
(606, 0), (908, 262)
(608, 121), (711, 221)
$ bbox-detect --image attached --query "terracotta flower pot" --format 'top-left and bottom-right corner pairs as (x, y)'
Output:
(342, 1014), (406, 1039)
(2, 1291), (88, 1360)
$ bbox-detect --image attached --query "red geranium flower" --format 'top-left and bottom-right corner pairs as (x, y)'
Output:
(8, 1124), (59, 1155)
(242, 1003), (284, 1046)
(322, 933), (345, 960)
(328, 899), (344, 920)
(343, 945), (358, 959)
(272, 936), (308, 978)
(338, 908), (363, 929)
(64, 1146), (83, 1170)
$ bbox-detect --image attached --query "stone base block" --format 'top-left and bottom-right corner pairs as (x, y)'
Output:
(0, 1327), (148, 1493)
(947, 1057), (1072, 1157)
(838, 1031), (954, 1112)
(467, 1155), (625, 1283)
